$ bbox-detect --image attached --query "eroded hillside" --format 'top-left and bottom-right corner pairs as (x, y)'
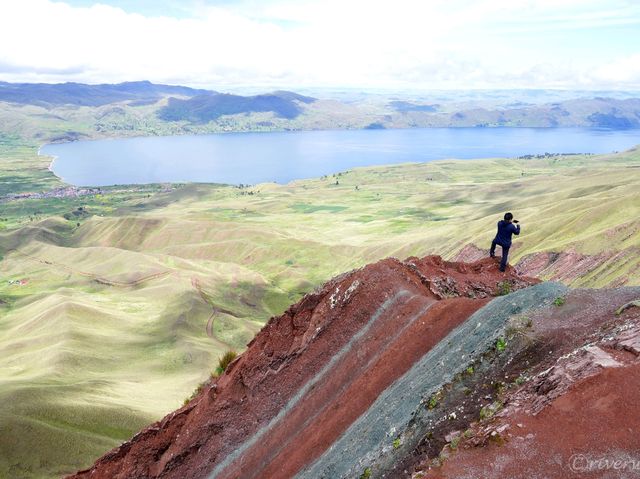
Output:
(68, 255), (540, 478)
(67, 256), (640, 478)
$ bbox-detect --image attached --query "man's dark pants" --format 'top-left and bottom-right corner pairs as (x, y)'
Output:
(490, 240), (510, 271)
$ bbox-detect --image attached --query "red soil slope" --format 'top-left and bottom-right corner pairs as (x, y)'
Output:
(430, 364), (640, 479)
(417, 289), (640, 479)
(69, 256), (535, 479)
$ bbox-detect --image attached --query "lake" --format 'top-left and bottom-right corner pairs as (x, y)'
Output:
(42, 128), (640, 186)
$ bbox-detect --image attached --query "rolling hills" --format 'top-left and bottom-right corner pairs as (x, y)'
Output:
(0, 80), (210, 107)
(1, 144), (640, 477)
(158, 91), (316, 123)
(1, 82), (639, 159)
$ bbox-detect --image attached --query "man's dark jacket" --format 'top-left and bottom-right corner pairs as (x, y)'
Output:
(494, 220), (520, 246)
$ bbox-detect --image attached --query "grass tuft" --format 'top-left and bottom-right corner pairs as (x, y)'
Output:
(213, 350), (238, 377)
(553, 296), (566, 306)
(449, 435), (460, 450)
(479, 400), (503, 420)
(427, 389), (444, 410)
(496, 281), (512, 296)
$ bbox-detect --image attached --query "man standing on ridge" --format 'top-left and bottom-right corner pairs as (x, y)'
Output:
(490, 212), (520, 272)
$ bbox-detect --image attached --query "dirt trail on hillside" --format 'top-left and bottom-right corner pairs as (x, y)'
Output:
(8, 247), (171, 287)
(69, 256), (535, 479)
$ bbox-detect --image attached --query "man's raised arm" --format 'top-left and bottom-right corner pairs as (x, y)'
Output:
(512, 223), (521, 235)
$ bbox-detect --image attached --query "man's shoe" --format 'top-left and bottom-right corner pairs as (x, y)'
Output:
(490, 253), (495, 258)
(499, 267), (506, 272)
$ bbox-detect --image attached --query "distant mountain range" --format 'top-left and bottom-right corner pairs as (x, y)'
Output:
(158, 91), (316, 122)
(0, 80), (317, 122)
(0, 81), (638, 134)
(389, 100), (439, 112)
(386, 97), (640, 129)
(0, 80), (210, 107)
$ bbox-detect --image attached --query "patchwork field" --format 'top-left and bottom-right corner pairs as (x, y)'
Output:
(0, 141), (639, 477)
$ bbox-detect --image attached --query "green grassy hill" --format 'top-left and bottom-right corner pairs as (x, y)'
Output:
(1, 134), (639, 476)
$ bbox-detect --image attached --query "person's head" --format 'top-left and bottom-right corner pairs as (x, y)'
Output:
(504, 212), (513, 223)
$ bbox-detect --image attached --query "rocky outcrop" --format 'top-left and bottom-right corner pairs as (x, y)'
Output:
(412, 287), (640, 479)
(455, 243), (640, 287)
(69, 254), (640, 479)
(68, 256), (539, 479)
(297, 281), (564, 479)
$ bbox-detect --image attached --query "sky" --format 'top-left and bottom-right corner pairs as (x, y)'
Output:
(0, 0), (639, 91)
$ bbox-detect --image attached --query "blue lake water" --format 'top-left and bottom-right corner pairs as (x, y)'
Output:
(41, 128), (640, 186)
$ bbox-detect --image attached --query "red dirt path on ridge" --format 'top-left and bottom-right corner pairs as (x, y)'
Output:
(69, 256), (536, 479)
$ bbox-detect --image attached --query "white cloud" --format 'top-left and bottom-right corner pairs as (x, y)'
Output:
(0, 0), (638, 90)
(594, 54), (640, 84)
